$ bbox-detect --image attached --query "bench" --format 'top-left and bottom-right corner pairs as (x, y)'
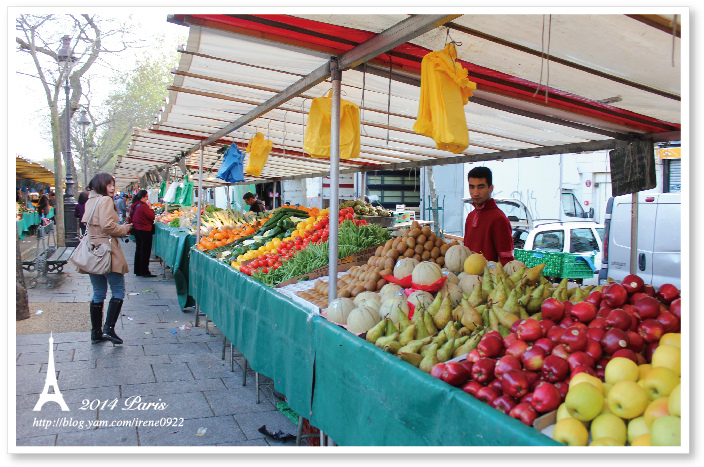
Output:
(21, 221), (75, 288)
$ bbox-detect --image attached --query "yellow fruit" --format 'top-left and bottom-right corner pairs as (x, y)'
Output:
(608, 380), (649, 419)
(464, 253), (487, 275)
(556, 403), (571, 421)
(643, 397), (670, 428)
(605, 357), (639, 385)
(569, 372), (604, 394)
(631, 433), (652, 446)
(650, 415), (681, 446)
(590, 437), (621, 446)
(627, 417), (650, 445)
(651, 344), (681, 377)
(590, 413), (627, 446)
(553, 417), (589, 446)
(638, 364), (653, 381)
(566, 382), (603, 421)
(669, 384), (681, 417)
(600, 397), (612, 415)
(602, 382), (614, 397)
(660, 333), (680, 348)
(642, 367), (680, 400)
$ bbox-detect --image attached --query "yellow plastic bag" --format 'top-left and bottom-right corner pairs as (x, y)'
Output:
(413, 43), (477, 154)
(303, 91), (360, 159)
(244, 132), (273, 177)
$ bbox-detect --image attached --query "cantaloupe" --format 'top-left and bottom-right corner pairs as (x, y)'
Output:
(393, 257), (418, 279)
(354, 291), (381, 307)
(458, 274), (482, 294)
(346, 306), (381, 333)
(379, 283), (404, 302)
(464, 253), (487, 275)
(440, 282), (463, 307)
(444, 245), (472, 274)
(327, 297), (356, 324)
(377, 296), (410, 324)
(407, 290), (434, 311)
(412, 261), (443, 286)
(441, 269), (460, 285)
(503, 260), (526, 275)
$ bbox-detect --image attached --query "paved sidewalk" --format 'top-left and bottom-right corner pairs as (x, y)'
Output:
(15, 239), (299, 447)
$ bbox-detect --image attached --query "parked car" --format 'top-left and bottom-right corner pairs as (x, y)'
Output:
(521, 221), (605, 285)
(598, 193), (681, 289)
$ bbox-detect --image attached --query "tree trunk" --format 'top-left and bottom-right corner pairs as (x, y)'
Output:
(52, 114), (66, 247)
(426, 166), (440, 237)
(16, 229), (30, 321)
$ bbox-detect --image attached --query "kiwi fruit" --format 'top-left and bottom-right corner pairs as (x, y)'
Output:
(338, 289), (351, 298)
(413, 254), (422, 262)
(364, 280), (376, 292)
(384, 257), (395, 270)
(409, 228), (421, 238)
(376, 279), (387, 289)
(435, 257), (445, 267)
(423, 240), (434, 251)
(406, 237), (416, 249)
(421, 226), (431, 236)
(417, 234), (427, 246)
(428, 232), (436, 244)
(414, 244), (425, 255)
(385, 239), (394, 248)
(397, 242), (408, 254)
(440, 243), (451, 255)
(351, 285), (364, 296)
(430, 246), (440, 259)
(434, 238), (444, 248)
(421, 251), (431, 261)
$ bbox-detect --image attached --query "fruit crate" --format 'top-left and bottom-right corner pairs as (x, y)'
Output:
(559, 253), (596, 279)
(514, 249), (595, 279)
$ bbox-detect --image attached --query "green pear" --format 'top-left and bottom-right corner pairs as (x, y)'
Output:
(419, 344), (439, 373)
(397, 352), (423, 367)
(570, 285), (585, 303)
(461, 300), (483, 329)
(398, 324), (417, 346)
(432, 329), (448, 348)
(530, 311), (542, 321)
(498, 324), (511, 338)
(458, 327), (472, 337)
(424, 308), (439, 335)
(437, 337), (455, 363)
(398, 338), (424, 354)
(365, 318), (388, 344)
(527, 284), (545, 314)
(509, 266), (526, 284)
(374, 332), (398, 349)
(492, 304), (520, 329)
(426, 293), (443, 316)
(519, 305), (530, 320)
(433, 295), (453, 329)
(415, 310), (429, 339)
(488, 306), (500, 332)
(385, 319), (399, 336)
(502, 288), (520, 315)
(411, 305), (424, 323)
(452, 303), (465, 322)
(383, 341), (402, 355)
(492, 280), (508, 308)
(523, 263), (545, 285)
(468, 280), (485, 307)
(482, 267), (494, 294)
(453, 335), (470, 351)
(397, 307), (411, 332)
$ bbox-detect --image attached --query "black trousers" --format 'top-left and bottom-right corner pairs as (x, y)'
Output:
(133, 229), (154, 275)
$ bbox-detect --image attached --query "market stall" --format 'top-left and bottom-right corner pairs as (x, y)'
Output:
(153, 223), (196, 309)
(112, 12), (684, 448)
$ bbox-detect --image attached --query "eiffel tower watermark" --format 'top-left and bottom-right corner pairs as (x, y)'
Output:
(33, 333), (69, 412)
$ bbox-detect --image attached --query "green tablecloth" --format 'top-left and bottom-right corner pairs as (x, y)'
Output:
(16, 208), (53, 240)
(188, 249), (559, 446)
(153, 223), (196, 308)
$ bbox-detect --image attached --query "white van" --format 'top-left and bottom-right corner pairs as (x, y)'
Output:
(598, 193), (681, 289)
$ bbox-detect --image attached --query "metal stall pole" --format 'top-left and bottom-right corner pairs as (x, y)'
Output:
(320, 56), (342, 448)
(629, 192), (639, 274)
(162, 166), (170, 278)
(195, 145), (205, 327)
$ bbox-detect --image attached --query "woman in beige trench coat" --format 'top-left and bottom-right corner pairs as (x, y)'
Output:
(78, 173), (132, 344)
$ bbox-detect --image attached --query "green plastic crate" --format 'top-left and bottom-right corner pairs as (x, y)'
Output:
(514, 249), (595, 279)
(560, 253), (596, 279)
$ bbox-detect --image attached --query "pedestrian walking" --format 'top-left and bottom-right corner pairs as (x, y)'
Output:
(127, 190), (156, 277)
(78, 173), (133, 344)
(115, 193), (129, 223)
(74, 191), (89, 236)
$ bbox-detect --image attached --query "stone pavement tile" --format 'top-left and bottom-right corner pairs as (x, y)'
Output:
(98, 391), (214, 422)
(15, 434), (57, 446)
(17, 385), (121, 411)
(50, 332), (92, 344)
(16, 340), (59, 354)
(203, 386), (276, 417)
(16, 406), (98, 439)
(215, 438), (268, 446)
(121, 375), (227, 399)
(17, 334), (58, 346)
(97, 353), (171, 369)
(16, 349), (74, 366)
(57, 364), (156, 391)
(187, 360), (243, 381)
(16, 367), (49, 395)
(142, 342), (211, 357)
(73, 343), (146, 362)
(233, 410), (298, 441)
(56, 426), (139, 446)
(113, 333), (180, 346)
(136, 415), (246, 446)
(168, 350), (227, 365)
(152, 362), (195, 383)
(39, 359), (97, 374)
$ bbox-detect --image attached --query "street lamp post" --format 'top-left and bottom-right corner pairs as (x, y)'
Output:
(57, 35), (79, 247)
(77, 108), (91, 188)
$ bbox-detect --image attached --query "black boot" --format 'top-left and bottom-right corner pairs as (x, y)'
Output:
(89, 301), (104, 343)
(102, 297), (124, 344)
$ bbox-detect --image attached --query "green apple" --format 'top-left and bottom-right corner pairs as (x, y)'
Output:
(566, 382), (603, 421)
(552, 417), (589, 446)
(608, 380), (649, 419)
(642, 367), (679, 400)
(650, 415), (681, 446)
(590, 437), (621, 446)
(627, 416), (650, 445)
(669, 384), (681, 417)
(605, 357), (639, 385)
(590, 413), (627, 445)
(600, 397), (612, 415)
(643, 397), (670, 428)
(556, 403), (571, 421)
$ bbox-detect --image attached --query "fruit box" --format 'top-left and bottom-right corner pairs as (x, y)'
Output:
(532, 409), (557, 432)
(275, 261), (363, 289)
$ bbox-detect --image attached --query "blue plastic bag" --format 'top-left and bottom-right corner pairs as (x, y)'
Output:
(216, 145), (245, 183)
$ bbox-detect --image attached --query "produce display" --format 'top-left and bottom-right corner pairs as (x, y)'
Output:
(339, 199), (392, 217)
(16, 202), (35, 220)
(157, 209), (184, 225)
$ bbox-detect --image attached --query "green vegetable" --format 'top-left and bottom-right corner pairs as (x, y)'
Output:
(169, 218), (180, 227)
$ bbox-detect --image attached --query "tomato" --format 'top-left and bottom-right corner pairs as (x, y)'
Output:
(274, 262), (282, 269)
(267, 258), (275, 267)
(240, 266), (250, 275)
(262, 267), (269, 274)
(295, 244), (303, 250)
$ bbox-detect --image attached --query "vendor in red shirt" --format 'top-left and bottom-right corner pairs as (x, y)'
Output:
(127, 189), (156, 277)
(463, 167), (515, 266)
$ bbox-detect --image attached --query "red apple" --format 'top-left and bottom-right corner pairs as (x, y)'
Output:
(539, 319), (556, 337)
(458, 360), (474, 374)
(553, 381), (570, 401)
(586, 327), (606, 342)
(505, 339), (530, 359)
(540, 298), (565, 322)
(491, 394), (518, 414)
(571, 366), (598, 378)
(596, 357), (611, 372)
(570, 302), (598, 323)
(638, 318), (665, 344)
(509, 402), (539, 426)
(560, 326), (588, 353)
(547, 326), (565, 343)
(625, 330), (644, 353)
(521, 345), (547, 371)
(605, 308), (632, 331)
(503, 332), (520, 349)
(471, 357), (496, 384)
(475, 386), (502, 405)
(643, 284), (657, 297)
(645, 342), (659, 363)
(601, 328), (630, 355)
(466, 349), (482, 363)
(551, 344), (571, 360)
(489, 378), (504, 393)
(636, 353), (647, 365)
(585, 290), (603, 308)
(541, 355), (570, 382)
(516, 319), (543, 342)
(510, 319), (521, 334)
(478, 335), (503, 358)
(484, 330), (502, 340)
(656, 311), (680, 333)
(431, 363), (446, 379)
(612, 348), (638, 363)
(603, 283), (628, 308)
(559, 316), (575, 329)
(524, 371), (540, 388)
(669, 298), (681, 321)
(501, 369), (530, 399)
(533, 338), (554, 354)
(494, 355), (522, 380)
(531, 382), (562, 413)
(520, 392), (534, 405)
(588, 317), (608, 329)
(622, 274), (645, 294)
(656, 284), (680, 305)
(597, 305), (613, 319)
(461, 380), (483, 397)
(567, 351), (595, 372)
(630, 292), (650, 305)
(440, 361), (471, 387)
(633, 296), (661, 320)
(562, 301), (574, 318)
(585, 338), (604, 362)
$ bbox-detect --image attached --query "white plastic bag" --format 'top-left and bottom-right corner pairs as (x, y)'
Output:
(163, 182), (179, 203)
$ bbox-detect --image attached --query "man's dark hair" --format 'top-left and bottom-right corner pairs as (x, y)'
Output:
(468, 166), (493, 187)
(78, 191), (89, 205)
(49, 192), (55, 197)
(87, 173), (115, 196)
(122, 194), (129, 199)
(243, 192), (256, 200)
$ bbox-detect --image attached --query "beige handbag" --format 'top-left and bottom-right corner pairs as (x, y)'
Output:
(68, 197), (112, 274)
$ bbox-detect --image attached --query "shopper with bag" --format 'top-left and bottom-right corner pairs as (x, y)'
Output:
(128, 190), (156, 277)
(73, 173), (132, 344)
